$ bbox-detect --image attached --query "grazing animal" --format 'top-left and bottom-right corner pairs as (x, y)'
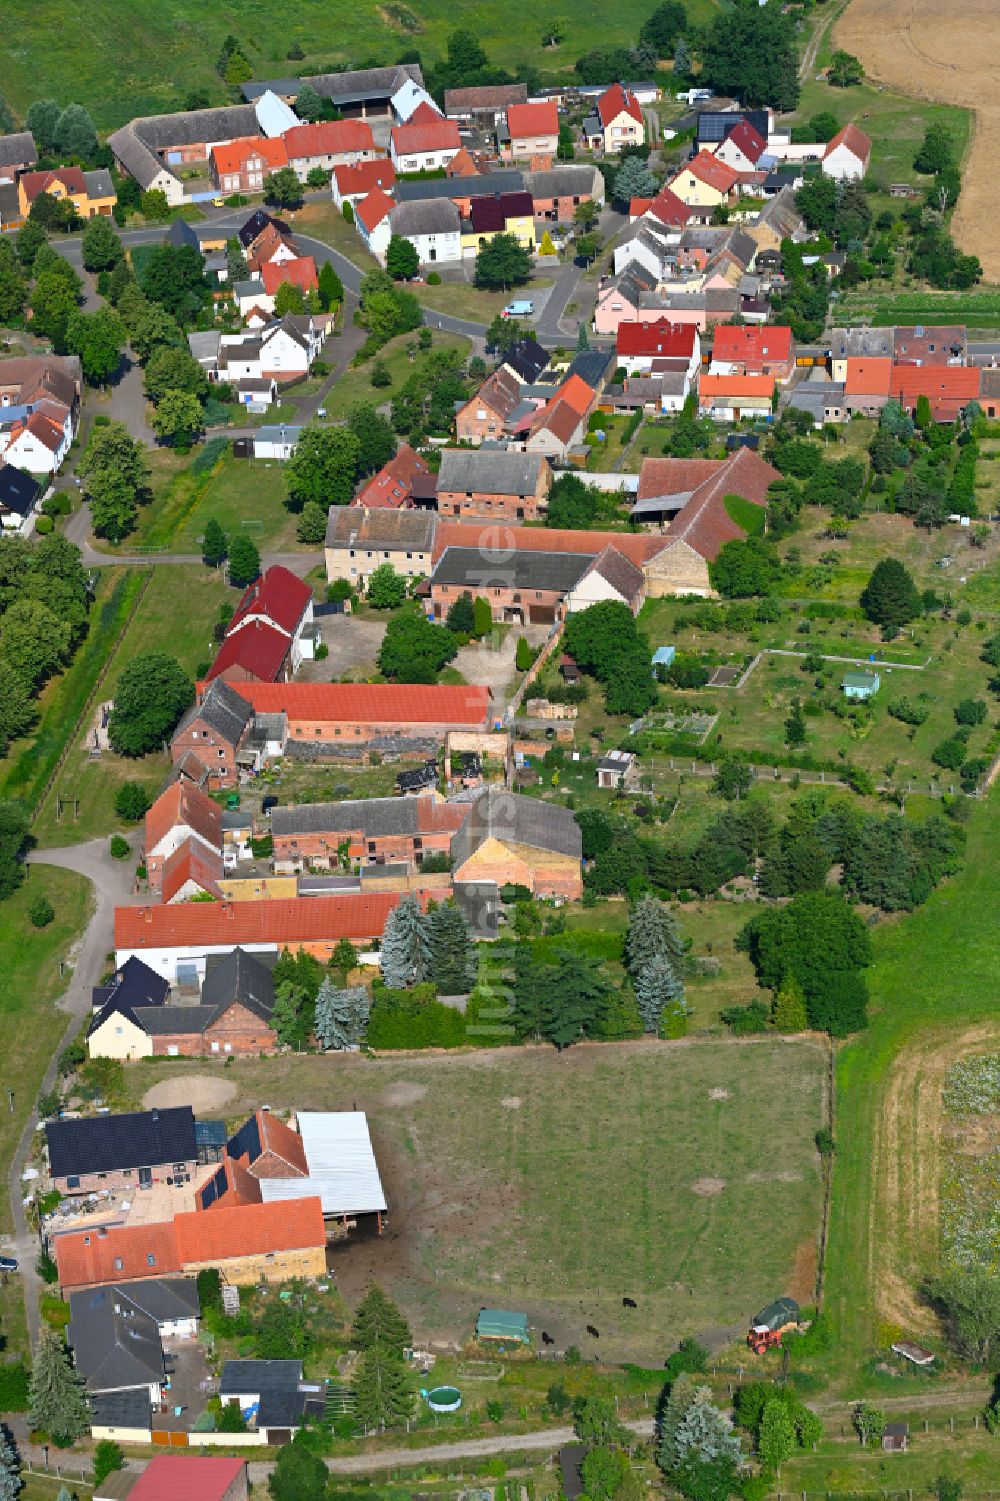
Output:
(586, 1324), (600, 1338)
(623, 1297), (637, 1309)
(541, 1331), (554, 1345)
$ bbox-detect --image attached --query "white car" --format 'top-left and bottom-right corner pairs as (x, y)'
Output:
(316, 406), (327, 418)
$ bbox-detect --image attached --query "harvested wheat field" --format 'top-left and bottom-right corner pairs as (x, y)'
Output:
(836, 0), (1000, 276)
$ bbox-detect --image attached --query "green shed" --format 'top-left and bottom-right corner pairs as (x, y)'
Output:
(476, 1308), (530, 1344)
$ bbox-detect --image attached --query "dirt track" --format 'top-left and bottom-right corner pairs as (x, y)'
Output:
(835, 0), (1000, 276)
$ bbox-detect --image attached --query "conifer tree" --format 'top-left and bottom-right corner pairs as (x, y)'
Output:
(353, 1341), (414, 1431)
(379, 894), (431, 988)
(426, 901), (475, 993)
(314, 979), (370, 1050)
(351, 1285), (411, 1354)
(0, 1427), (22, 1501)
(202, 518), (227, 568)
(28, 1327), (89, 1443)
(626, 895), (685, 980)
(634, 952), (685, 1034)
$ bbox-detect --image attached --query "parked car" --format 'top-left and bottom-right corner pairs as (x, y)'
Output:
(0, 1256), (18, 1272)
(502, 299), (534, 318)
(261, 796), (279, 815)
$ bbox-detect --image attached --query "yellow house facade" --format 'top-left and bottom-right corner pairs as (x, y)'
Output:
(87, 1009), (152, 1062)
(18, 167), (117, 220)
(461, 210), (536, 258)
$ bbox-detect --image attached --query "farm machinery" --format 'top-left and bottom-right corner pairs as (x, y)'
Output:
(747, 1297), (802, 1355)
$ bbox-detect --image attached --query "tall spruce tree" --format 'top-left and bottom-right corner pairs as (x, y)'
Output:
(354, 1341), (414, 1432)
(379, 894), (431, 988)
(627, 900), (681, 984)
(634, 952), (685, 1034)
(351, 1285), (411, 1354)
(28, 1327), (89, 1443)
(314, 979), (370, 1050)
(0, 1427), (22, 1501)
(426, 901), (475, 993)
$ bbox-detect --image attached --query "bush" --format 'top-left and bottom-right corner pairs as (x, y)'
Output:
(28, 894), (55, 928)
(34, 513), (54, 534)
(114, 781), (152, 821)
(0, 1362), (29, 1411)
(109, 834), (131, 860)
(427, 271), (441, 284)
(721, 1000), (769, 1034)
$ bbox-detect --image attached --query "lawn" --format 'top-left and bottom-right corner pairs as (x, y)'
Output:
(0, 2), (718, 129)
(824, 783), (1000, 1388)
(0, 866), (92, 1244)
(322, 328), (472, 422)
(101, 449), (306, 554)
(413, 277), (554, 326)
(33, 566), (231, 848)
(128, 1039), (826, 1360)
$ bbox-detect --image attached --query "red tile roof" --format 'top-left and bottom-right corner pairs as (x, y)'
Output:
(711, 324), (793, 366)
(415, 796), (471, 835)
(433, 520), (666, 567)
(260, 255), (318, 294)
(844, 357), (892, 396)
(446, 146), (479, 178)
(212, 136), (288, 175)
(664, 448), (781, 561)
(126, 1456), (247, 1501)
(145, 782), (222, 857)
(889, 365), (981, 415)
(161, 838), (224, 904)
(597, 83), (643, 129)
(823, 122), (872, 165)
(55, 1219), (181, 1288)
(408, 100), (444, 126)
(20, 168), (86, 202)
(699, 373), (776, 400)
(637, 458), (725, 502)
(391, 119), (461, 157)
(646, 187), (692, 227)
(355, 442), (429, 509)
(554, 372), (595, 417)
(207, 620), (292, 683)
(355, 187), (396, 232)
(228, 565), (313, 638)
(222, 681), (492, 726)
(529, 396), (582, 446)
(175, 1196), (325, 1263)
(334, 160), (396, 199)
(115, 892), (412, 953)
(679, 151), (739, 194)
(196, 1152), (263, 1209)
(283, 119), (374, 159)
(506, 102), (558, 140)
(255, 1109), (309, 1176)
(721, 118), (767, 164)
(617, 320), (697, 359)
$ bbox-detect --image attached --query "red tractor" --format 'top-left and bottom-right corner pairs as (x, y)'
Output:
(747, 1297), (801, 1355)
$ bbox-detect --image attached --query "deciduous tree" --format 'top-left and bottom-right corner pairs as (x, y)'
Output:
(81, 217), (123, 271)
(228, 534), (261, 588)
(367, 562), (407, 609)
(287, 424), (361, 510)
(108, 653), (194, 758)
(65, 306), (126, 385)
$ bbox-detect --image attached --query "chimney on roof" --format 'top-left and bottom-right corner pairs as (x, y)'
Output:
(144, 907), (152, 923)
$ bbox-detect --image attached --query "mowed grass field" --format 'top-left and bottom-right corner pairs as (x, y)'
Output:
(130, 1040), (827, 1358)
(32, 565), (230, 848)
(825, 784), (1000, 1389)
(0, 0), (716, 130)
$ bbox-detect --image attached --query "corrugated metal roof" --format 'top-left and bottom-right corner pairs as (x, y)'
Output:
(258, 1112), (387, 1215)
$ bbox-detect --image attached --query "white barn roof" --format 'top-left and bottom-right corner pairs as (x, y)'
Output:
(256, 91), (300, 138)
(258, 1111), (387, 1216)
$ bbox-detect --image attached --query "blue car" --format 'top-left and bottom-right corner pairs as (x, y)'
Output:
(0, 1256), (17, 1272)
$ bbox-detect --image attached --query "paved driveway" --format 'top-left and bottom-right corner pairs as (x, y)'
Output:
(300, 614), (387, 679)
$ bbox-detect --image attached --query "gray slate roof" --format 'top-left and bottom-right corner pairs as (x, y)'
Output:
(829, 326), (894, 359)
(432, 545), (591, 592)
(523, 164), (604, 202)
(89, 1389), (151, 1431)
(437, 448), (547, 497)
(326, 505), (437, 552)
(68, 1286), (165, 1393)
(177, 679), (254, 749)
(451, 789), (582, 867)
(201, 946), (275, 1024)
(0, 131), (36, 169)
(188, 330), (221, 362)
(389, 198), (460, 237)
(220, 1359), (303, 1395)
(83, 169), (114, 199)
(273, 795), (421, 840)
(244, 64), (421, 106)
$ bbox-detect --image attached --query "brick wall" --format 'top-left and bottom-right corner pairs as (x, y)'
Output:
(171, 714), (237, 787)
(55, 1159), (198, 1196)
(455, 399), (507, 444)
(274, 827), (452, 873)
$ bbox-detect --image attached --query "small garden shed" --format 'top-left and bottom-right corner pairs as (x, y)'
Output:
(842, 670), (880, 701)
(476, 1308), (530, 1344)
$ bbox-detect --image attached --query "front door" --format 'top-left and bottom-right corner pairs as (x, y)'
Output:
(139, 1167), (153, 1189)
